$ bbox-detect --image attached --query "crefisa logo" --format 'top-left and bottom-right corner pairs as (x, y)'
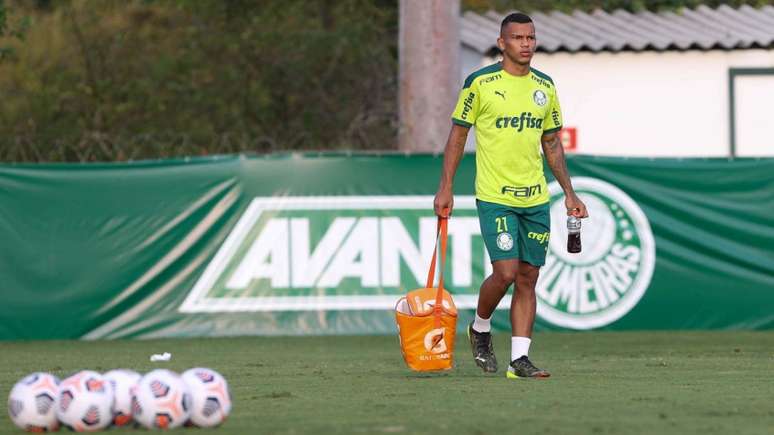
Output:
(537, 177), (656, 329)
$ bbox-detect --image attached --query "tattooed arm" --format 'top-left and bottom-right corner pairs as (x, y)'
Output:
(541, 131), (588, 218)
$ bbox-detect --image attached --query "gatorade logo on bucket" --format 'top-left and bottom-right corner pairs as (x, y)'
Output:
(423, 328), (447, 354)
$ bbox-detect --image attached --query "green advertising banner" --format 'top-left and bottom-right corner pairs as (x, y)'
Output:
(1, 155), (772, 339)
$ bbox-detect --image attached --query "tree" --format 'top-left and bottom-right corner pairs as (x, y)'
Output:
(0, 1), (8, 58)
(0, 0), (399, 162)
(0, 0), (28, 61)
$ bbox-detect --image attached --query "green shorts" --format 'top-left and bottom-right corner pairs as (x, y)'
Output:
(476, 199), (551, 266)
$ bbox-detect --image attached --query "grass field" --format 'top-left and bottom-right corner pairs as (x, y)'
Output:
(1, 331), (772, 434)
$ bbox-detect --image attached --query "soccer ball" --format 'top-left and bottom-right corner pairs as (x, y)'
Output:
(7, 372), (60, 432)
(56, 370), (115, 432)
(103, 369), (141, 426)
(132, 369), (191, 429)
(182, 367), (232, 427)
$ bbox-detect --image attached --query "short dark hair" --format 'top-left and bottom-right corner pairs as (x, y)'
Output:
(500, 12), (533, 32)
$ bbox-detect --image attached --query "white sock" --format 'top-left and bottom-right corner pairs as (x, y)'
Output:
(511, 336), (531, 361)
(472, 313), (491, 333)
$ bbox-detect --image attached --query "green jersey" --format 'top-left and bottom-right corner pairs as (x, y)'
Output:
(451, 63), (563, 208)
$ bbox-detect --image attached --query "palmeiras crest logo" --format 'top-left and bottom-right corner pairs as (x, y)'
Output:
(496, 232), (513, 251)
(537, 177), (656, 329)
(533, 90), (547, 106)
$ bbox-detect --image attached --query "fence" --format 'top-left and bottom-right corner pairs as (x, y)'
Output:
(1, 154), (772, 339)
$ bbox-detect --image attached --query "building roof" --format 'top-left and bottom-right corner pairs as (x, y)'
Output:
(461, 4), (774, 53)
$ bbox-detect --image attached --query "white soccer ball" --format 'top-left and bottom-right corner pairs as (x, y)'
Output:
(132, 369), (191, 429)
(182, 367), (232, 427)
(7, 372), (60, 432)
(56, 370), (115, 432)
(103, 369), (141, 427)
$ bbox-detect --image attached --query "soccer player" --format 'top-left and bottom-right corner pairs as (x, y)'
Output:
(433, 12), (588, 379)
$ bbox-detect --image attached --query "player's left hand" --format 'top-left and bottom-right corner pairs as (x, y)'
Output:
(565, 193), (589, 218)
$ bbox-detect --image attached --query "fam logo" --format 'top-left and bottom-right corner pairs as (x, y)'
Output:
(537, 177), (656, 329)
(533, 90), (547, 106)
(479, 74), (502, 85)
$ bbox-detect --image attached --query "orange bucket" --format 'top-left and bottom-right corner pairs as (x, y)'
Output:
(396, 216), (457, 371)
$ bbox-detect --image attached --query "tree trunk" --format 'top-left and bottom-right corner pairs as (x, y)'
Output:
(398, 0), (460, 153)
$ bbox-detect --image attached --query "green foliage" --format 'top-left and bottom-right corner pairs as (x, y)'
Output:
(463, 0), (774, 13)
(0, 0), (30, 60)
(3, 0), (773, 161)
(0, 0), (398, 161)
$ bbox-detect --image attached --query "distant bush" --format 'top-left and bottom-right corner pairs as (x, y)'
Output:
(2, 0), (771, 161)
(0, 0), (397, 162)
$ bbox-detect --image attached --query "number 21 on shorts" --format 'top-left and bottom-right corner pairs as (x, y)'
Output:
(496, 216), (508, 233)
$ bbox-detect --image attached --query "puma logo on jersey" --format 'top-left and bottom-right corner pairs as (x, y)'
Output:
(495, 90), (506, 100)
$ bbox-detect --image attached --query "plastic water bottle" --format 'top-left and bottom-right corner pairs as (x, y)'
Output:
(567, 215), (581, 253)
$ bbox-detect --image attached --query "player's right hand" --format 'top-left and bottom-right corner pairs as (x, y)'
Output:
(434, 187), (453, 218)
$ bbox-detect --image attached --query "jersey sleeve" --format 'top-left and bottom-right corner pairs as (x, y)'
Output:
(451, 80), (480, 128)
(543, 89), (563, 134)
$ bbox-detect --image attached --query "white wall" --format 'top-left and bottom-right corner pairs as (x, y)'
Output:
(734, 74), (774, 156)
(459, 47), (774, 157)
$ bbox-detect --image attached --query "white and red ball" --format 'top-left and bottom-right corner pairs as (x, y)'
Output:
(56, 370), (114, 432)
(182, 368), (232, 427)
(132, 369), (191, 429)
(7, 372), (60, 432)
(103, 369), (141, 426)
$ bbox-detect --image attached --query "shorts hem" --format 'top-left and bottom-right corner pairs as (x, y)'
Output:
(476, 197), (550, 210)
(489, 256), (545, 267)
(489, 254), (521, 262)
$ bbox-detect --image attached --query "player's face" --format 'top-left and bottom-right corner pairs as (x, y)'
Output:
(498, 22), (536, 65)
